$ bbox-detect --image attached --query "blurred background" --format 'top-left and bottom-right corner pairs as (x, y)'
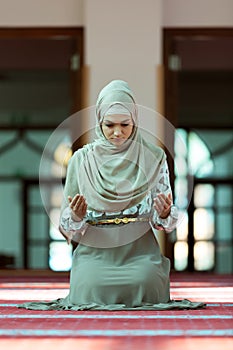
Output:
(0, 0), (232, 274)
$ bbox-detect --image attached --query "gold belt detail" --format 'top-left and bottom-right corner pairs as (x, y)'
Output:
(87, 217), (148, 225)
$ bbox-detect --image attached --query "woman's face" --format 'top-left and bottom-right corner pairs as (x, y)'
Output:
(101, 114), (134, 146)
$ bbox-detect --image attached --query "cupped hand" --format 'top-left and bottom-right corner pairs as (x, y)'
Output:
(153, 193), (173, 219)
(68, 194), (87, 221)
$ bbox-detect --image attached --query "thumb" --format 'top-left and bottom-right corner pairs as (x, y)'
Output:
(168, 192), (173, 201)
(68, 196), (72, 203)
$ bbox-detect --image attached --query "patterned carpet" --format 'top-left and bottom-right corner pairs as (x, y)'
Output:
(0, 272), (232, 349)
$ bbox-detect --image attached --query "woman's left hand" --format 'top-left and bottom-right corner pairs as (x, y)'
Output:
(153, 193), (173, 219)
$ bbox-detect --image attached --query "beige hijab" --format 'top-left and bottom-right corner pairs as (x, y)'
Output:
(64, 80), (166, 212)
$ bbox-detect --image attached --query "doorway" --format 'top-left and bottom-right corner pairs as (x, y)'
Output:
(0, 28), (84, 269)
(163, 28), (233, 272)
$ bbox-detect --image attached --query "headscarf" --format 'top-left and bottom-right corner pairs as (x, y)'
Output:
(64, 80), (166, 212)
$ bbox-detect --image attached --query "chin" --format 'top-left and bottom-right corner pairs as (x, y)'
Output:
(111, 139), (125, 145)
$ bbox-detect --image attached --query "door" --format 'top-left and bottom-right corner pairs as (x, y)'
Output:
(0, 28), (84, 269)
(163, 28), (233, 272)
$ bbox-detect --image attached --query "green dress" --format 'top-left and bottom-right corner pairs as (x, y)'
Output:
(19, 163), (205, 311)
(18, 228), (205, 311)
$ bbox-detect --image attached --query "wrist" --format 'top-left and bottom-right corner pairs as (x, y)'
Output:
(159, 205), (178, 220)
(159, 208), (171, 219)
(71, 211), (83, 222)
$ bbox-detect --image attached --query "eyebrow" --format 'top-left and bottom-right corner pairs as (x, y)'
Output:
(103, 119), (132, 123)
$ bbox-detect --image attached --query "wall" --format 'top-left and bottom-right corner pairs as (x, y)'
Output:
(163, 0), (233, 27)
(0, 0), (83, 26)
(0, 0), (164, 130)
(0, 0), (232, 108)
(85, 0), (162, 110)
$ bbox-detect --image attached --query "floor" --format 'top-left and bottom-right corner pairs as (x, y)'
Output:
(0, 272), (232, 349)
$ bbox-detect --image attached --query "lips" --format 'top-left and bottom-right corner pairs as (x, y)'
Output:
(111, 138), (125, 143)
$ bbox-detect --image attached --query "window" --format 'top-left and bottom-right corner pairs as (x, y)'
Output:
(174, 129), (215, 271)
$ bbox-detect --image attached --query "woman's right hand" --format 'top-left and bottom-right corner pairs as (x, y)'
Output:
(68, 194), (87, 221)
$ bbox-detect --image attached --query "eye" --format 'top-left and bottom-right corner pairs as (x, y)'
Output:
(104, 123), (113, 127)
(121, 123), (130, 127)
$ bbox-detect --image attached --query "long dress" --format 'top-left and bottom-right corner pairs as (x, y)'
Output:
(18, 162), (205, 311)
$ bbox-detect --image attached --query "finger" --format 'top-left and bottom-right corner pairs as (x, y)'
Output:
(157, 195), (167, 208)
(168, 192), (173, 201)
(70, 196), (81, 210)
(72, 194), (81, 204)
(154, 197), (163, 206)
(155, 197), (171, 214)
(72, 194), (86, 208)
(73, 197), (83, 210)
(81, 203), (87, 215)
(74, 198), (87, 214)
(154, 203), (162, 212)
(166, 193), (172, 204)
(158, 193), (172, 207)
(75, 199), (85, 211)
(153, 198), (163, 214)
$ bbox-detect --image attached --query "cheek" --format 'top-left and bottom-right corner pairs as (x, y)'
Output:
(102, 126), (111, 138)
(127, 126), (134, 137)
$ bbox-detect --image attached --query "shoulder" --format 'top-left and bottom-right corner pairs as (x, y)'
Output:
(72, 142), (93, 158)
(155, 146), (166, 160)
(143, 141), (166, 164)
(67, 145), (87, 166)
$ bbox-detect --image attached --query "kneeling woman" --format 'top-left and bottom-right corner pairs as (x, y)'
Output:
(19, 80), (205, 311)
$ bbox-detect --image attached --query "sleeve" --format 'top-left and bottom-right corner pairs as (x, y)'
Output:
(58, 152), (88, 244)
(151, 161), (178, 233)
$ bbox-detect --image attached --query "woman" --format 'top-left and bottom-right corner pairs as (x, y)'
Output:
(19, 80), (205, 310)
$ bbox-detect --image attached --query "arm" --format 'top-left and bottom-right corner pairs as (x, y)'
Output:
(59, 206), (88, 244)
(59, 206), (88, 245)
(151, 161), (178, 233)
(59, 153), (88, 244)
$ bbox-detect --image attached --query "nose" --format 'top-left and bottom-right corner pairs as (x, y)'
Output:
(113, 125), (122, 136)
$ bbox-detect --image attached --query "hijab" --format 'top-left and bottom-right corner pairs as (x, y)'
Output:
(64, 80), (166, 212)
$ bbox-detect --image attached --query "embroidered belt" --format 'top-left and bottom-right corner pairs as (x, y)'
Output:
(87, 217), (149, 226)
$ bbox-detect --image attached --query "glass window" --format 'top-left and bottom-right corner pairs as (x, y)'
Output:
(176, 211), (188, 240)
(0, 69), (72, 127)
(0, 131), (17, 150)
(0, 181), (22, 268)
(49, 242), (72, 271)
(194, 241), (215, 271)
(215, 245), (233, 274)
(174, 129), (188, 157)
(174, 128), (232, 273)
(0, 141), (42, 176)
(174, 129), (216, 272)
(29, 186), (43, 207)
(216, 185), (232, 207)
(194, 184), (215, 207)
(29, 246), (48, 269)
(174, 241), (188, 271)
(174, 156), (188, 177)
(29, 213), (48, 240)
(196, 130), (233, 178)
(188, 132), (213, 177)
(216, 212), (232, 241)
(50, 208), (63, 241)
(50, 186), (64, 207)
(175, 178), (188, 208)
(194, 208), (214, 240)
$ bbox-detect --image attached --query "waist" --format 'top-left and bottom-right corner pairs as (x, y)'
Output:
(86, 216), (149, 226)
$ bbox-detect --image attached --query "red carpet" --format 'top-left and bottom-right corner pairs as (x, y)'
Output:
(0, 273), (232, 349)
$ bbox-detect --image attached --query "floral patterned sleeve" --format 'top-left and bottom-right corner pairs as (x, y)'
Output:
(151, 161), (178, 233)
(58, 155), (89, 244)
(59, 206), (88, 244)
